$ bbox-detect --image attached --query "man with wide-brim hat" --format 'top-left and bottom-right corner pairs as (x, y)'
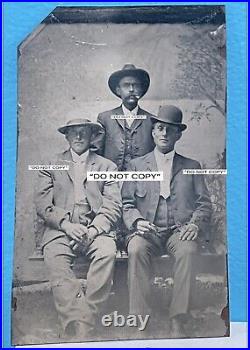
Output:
(35, 117), (122, 341)
(58, 118), (103, 134)
(122, 105), (211, 337)
(95, 64), (155, 171)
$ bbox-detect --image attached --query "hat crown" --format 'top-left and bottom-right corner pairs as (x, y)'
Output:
(158, 105), (183, 124)
(58, 118), (103, 134)
(66, 118), (91, 127)
(122, 64), (137, 71)
(108, 64), (150, 98)
(152, 105), (187, 131)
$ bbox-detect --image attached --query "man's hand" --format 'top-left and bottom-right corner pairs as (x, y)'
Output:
(179, 223), (199, 241)
(68, 226), (99, 252)
(87, 226), (99, 244)
(135, 220), (156, 234)
(61, 220), (88, 242)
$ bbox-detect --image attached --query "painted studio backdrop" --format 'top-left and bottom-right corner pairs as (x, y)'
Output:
(12, 6), (227, 345)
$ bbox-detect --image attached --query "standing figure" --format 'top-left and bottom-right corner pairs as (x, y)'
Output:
(96, 64), (155, 170)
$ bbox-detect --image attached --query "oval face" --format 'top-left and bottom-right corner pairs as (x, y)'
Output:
(116, 76), (143, 108)
(66, 126), (92, 155)
(152, 122), (181, 153)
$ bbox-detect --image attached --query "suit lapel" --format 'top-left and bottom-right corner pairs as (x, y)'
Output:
(84, 152), (96, 182)
(113, 105), (145, 130)
(145, 151), (158, 171)
(171, 153), (184, 183)
(145, 151), (160, 194)
(84, 153), (103, 212)
(60, 150), (97, 184)
(59, 149), (75, 182)
(112, 106), (125, 130)
(131, 107), (144, 131)
(145, 151), (184, 192)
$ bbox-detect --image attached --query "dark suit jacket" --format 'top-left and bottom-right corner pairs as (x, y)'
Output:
(96, 105), (155, 170)
(35, 150), (122, 247)
(122, 151), (212, 236)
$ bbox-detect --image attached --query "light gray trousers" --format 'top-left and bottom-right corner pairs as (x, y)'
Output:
(44, 234), (116, 332)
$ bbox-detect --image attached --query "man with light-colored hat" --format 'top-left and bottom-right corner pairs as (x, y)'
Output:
(95, 64), (155, 171)
(35, 118), (122, 340)
(122, 105), (211, 337)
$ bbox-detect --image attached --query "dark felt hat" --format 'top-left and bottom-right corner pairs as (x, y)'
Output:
(151, 105), (187, 131)
(108, 64), (150, 98)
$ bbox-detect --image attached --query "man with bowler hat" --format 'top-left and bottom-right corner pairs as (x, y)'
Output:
(96, 64), (155, 171)
(35, 117), (122, 341)
(122, 105), (212, 337)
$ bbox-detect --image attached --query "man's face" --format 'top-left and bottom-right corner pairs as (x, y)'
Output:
(65, 125), (92, 155)
(116, 76), (143, 109)
(152, 122), (182, 154)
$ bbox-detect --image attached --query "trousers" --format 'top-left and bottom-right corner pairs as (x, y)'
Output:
(43, 234), (116, 332)
(127, 232), (197, 318)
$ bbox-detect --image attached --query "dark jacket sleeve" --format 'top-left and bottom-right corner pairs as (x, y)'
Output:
(189, 161), (212, 235)
(93, 113), (106, 155)
(121, 160), (145, 231)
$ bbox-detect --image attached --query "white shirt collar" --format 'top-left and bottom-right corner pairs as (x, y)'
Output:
(154, 147), (175, 162)
(122, 104), (139, 116)
(70, 149), (89, 163)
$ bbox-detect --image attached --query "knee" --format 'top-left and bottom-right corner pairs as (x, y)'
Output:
(176, 241), (197, 258)
(43, 243), (55, 266)
(127, 237), (146, 259)
(98, 239), (117, 260)
(43, 241), (73, 272)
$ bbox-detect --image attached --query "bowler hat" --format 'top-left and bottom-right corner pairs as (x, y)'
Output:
(58, 118), (103, 134)
(151, 105), (187, 131)
(108, 64), (150, 98)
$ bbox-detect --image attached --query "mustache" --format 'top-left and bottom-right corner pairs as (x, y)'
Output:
(127, 94), (140, 99)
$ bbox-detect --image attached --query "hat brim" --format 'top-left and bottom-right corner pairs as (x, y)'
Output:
(108, 69), (150, 98)
(151, 117), (187, 131)
(58, 122), (103, 134)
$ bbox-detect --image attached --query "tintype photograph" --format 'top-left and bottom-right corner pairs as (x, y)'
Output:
(12, 5), (228, 345)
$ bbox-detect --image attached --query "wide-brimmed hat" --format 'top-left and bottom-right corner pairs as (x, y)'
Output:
(151, 105), (187, 131)
(58, 118), (103, 134)
(108, 64), (150, 98)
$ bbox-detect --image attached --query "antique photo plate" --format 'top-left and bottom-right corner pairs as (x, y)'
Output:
(2, 2), (247, 348)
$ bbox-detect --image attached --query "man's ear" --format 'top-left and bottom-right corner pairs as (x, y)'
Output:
(65, 133), (69, 142)
(115, 86), (121, 97)
(176, 130), (182, 141)
(90, 132), (96, 142)
(151, 126), (156, 139)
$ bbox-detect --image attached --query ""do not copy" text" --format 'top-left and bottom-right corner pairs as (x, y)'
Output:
(87, 171), (163, 181)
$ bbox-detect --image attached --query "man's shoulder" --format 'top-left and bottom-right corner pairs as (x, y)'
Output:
(129, 151), (155, 168)
(40, 150), (69, 164)
(138, 107), (156, 118)
(91, 152), (117, 169)
(175, 153), (201, 168)
(98, 106), (122, 118)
